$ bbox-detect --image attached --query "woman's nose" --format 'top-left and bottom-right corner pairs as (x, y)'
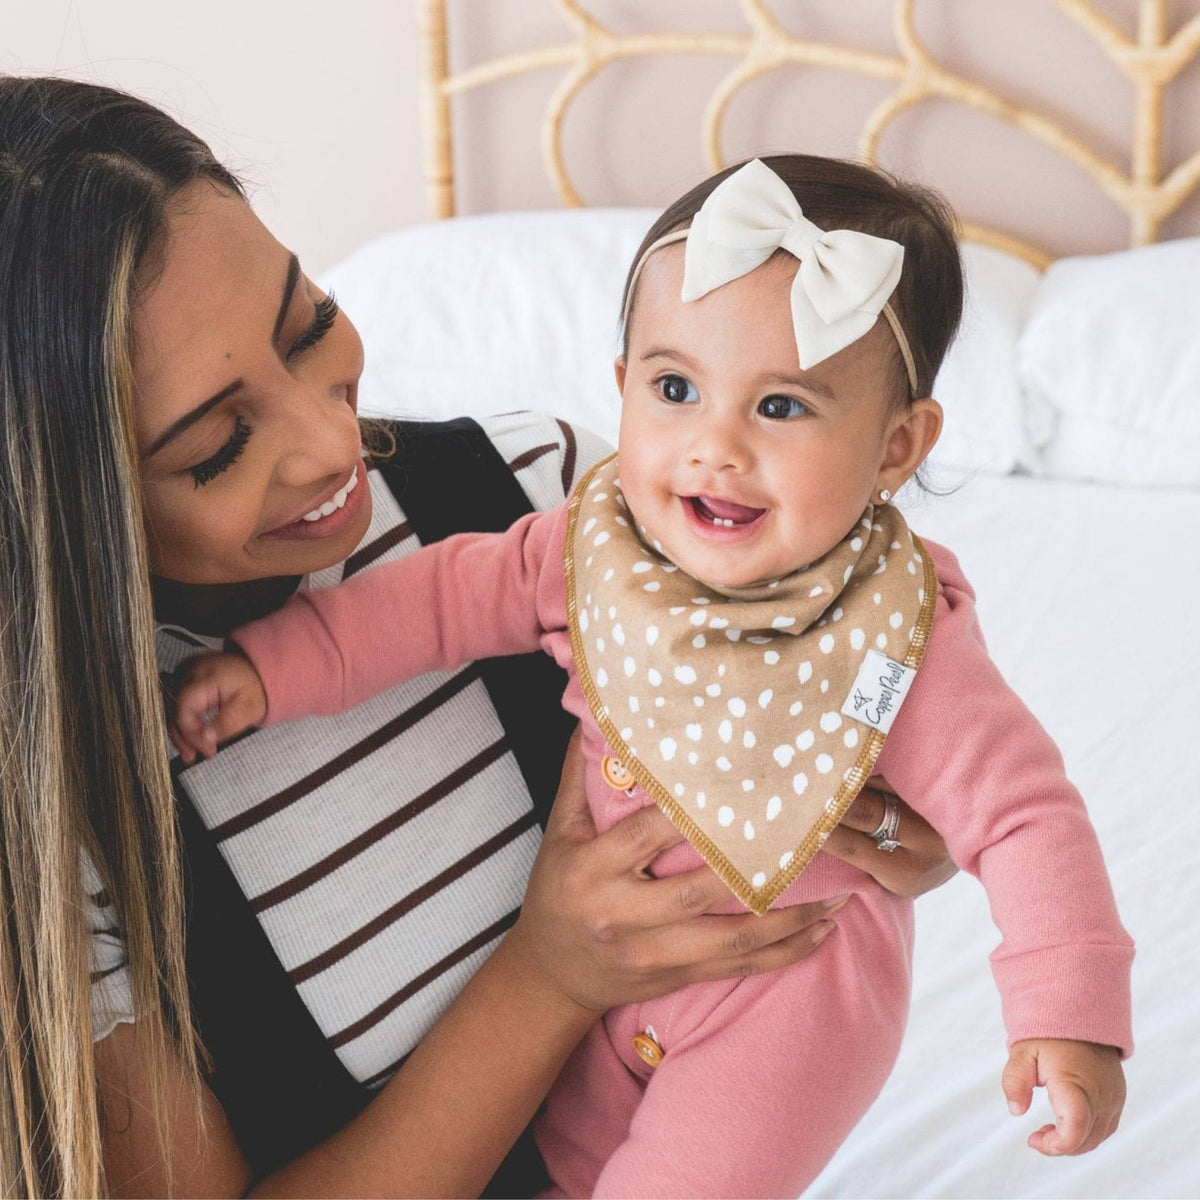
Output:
(272, 378), (360, 487)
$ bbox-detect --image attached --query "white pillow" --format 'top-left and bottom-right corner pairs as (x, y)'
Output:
(323, 210), (1037, 473)
(322, 209), (657, 445)
(1017, 238), (1200, 487)
(930, 243), (1042, 475)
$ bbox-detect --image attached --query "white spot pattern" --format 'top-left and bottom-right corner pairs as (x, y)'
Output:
(571, 458), (924, 892)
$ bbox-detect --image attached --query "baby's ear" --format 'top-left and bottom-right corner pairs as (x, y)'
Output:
(613, 356), (627, 393)
(878, 397), (943, 494)
(889, 397), (942, 472)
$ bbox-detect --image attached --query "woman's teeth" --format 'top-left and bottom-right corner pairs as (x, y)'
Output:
(301, 465), (358, 522)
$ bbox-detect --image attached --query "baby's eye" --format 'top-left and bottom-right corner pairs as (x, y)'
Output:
(656, 374), (700, 405)
(758, 394), (809, 420)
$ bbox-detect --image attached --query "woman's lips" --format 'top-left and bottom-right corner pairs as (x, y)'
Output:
(262, 459), (369, 542)
(682, 494), (769, 541)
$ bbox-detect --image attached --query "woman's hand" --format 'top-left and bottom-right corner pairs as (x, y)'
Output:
(505, 729), (845, 1015)
(821, 775), (958, 898)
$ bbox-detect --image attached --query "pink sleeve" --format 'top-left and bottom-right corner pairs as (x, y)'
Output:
(878, 540), (1135, 1057)
(232, 504), (570, 726)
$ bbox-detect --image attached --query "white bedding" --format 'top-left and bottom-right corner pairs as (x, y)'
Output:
(808, 473), (1198, 1199)
(324, 214), (1200, 1198)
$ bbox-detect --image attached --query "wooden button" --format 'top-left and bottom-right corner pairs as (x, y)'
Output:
(632, 1033), (663, 1068)
(601, 754), (634, 791)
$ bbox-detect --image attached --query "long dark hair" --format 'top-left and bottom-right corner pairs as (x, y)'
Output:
(0, 75), (244, 1196)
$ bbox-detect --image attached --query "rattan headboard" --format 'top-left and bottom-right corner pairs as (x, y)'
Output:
(417, 0), (1200, 269)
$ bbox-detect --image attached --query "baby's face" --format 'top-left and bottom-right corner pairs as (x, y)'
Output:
(617, 245), (900, 588)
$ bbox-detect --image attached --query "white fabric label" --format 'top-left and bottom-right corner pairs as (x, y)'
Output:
(841, 649), (916, 735)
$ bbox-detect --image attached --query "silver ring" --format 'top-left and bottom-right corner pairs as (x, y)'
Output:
(868, 794), (901, 853)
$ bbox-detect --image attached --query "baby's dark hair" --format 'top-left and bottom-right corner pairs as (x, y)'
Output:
(620, 154), (964, 409)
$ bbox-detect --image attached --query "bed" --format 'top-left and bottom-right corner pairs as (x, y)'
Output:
(320, 4), (1200, 1196)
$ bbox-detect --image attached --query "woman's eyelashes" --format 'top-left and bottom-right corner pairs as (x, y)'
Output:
(189, 415), (252, 487)
(186, 292), (340, 487)
(289, 291), (339, 357)
(655, 373), (700, 404)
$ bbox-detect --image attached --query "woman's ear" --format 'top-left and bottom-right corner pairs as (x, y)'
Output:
(876, 398), (943, 497)
(614, 356), (627, 394)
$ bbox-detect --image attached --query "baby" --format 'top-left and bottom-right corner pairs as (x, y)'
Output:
(172, 156), (1132, 1197)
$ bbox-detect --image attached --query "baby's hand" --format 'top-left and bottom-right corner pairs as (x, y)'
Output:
(169, 650), (267, 764)
(1002, 1038), (1125, 1156)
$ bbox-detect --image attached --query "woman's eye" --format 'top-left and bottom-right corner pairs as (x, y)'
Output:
(289, 292), (339, 357)
(656, 375), (699, 405)
(759, 394), (809, 420)
(189, 415), (252, 487)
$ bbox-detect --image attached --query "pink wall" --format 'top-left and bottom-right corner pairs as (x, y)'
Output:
(8, 1), (1200, 271)
(448, 0), (1200, 259)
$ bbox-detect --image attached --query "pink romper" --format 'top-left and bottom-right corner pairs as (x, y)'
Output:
(233, 502), (1134, 1198)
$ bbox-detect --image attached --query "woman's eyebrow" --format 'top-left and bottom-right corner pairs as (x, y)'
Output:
(272, 253), (302, 341)
(144, 379), (244, 459)
(143, 253), (302, 459)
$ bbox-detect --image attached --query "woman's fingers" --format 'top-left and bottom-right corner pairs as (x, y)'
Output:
(620, 866), (745, 926)
(822, 782), (958, 899)
(614, 897), (849, 988)
(837, 780), (890, 833)
(591, 797), (687, 876)
(666, 904), (844, 986)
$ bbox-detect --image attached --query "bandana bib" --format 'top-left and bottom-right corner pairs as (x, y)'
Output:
(565, 456), (937, 913)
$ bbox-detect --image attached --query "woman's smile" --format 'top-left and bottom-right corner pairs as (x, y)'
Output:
(261, 457), (368, 541)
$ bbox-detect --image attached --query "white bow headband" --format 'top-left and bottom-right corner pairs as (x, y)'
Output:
(624, 158), (919, 394)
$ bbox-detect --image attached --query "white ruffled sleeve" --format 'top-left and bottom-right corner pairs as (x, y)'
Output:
(82, 852), (136, 1042)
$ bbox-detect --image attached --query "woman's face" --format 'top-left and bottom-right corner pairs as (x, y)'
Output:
(135, 181), (371, 584)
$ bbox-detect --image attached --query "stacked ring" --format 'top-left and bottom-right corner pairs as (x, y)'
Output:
(868, 794), (901, 853)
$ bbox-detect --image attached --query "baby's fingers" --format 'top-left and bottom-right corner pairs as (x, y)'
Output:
(1001, 1046), (1036, 1117)
(172, 680), (224, 761)
(1030, 1078), (1094, 1156)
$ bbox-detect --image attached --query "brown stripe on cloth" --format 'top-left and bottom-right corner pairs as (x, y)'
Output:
(328, 908), (520, 1050)
(343, 520), (415, 579)
(362, 1049), (412, 1091)
(209, 666), (482, 843)
(159, 627), (215, 650)
(555, 418), (576, 494)
(249, 737), (511, 913)
(289, 809), (538, 984)
(90, 962), (125, 985)
(507, 442), (558, 474)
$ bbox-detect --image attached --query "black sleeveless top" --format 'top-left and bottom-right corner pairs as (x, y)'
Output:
(177, 419), (576, 1195)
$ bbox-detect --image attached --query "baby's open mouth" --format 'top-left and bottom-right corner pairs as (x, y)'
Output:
(689, 494), (768, 528)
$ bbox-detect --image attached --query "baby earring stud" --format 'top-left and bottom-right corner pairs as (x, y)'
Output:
(878, 488), (892, 503)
